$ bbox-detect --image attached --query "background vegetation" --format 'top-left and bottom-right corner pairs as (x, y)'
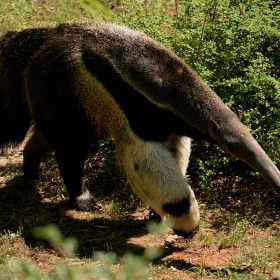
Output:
(0, 0), (280, 279)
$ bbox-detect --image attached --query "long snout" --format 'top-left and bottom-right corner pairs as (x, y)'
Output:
(241, 141), (280, 195)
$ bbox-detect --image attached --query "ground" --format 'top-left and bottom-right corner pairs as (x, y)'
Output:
(0, 139), (280, 279)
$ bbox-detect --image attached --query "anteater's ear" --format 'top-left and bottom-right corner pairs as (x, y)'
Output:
(208, 119), (220, 139)
(235, 110), (241, 120)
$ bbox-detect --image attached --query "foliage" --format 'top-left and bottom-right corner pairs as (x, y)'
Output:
(0, 0), (93, 35)
(172, 0), (280, 164)
(80, 0), (112, 18)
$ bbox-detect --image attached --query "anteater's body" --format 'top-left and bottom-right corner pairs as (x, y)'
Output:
(1, 22), (280, 233)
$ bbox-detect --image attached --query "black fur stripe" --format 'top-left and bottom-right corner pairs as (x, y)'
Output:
(81, 46), (211, 143)
(162, 197), (191, 217)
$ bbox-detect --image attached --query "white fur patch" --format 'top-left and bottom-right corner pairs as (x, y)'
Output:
(119, 135), (199, 233)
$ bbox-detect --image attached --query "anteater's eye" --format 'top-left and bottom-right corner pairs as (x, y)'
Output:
(228, 143), (235, 152)
(134, 163), (139, 171)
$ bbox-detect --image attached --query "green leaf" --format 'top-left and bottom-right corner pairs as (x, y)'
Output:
(80, 0), (112, 17)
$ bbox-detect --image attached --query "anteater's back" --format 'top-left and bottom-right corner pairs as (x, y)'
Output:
(0, 27), (54, 148)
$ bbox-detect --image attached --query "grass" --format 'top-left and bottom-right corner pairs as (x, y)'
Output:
(0, 0), (95, 36)
(0, 0), (280, 279)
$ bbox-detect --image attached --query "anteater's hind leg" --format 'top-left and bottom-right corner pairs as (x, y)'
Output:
(55, 144), (102, 211)
(23, 129), (50, 180)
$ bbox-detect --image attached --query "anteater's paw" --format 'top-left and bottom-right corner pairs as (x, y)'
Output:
(73, 194), (102, 212)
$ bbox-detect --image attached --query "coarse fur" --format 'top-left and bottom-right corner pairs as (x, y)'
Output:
(1, 22), (280, 234)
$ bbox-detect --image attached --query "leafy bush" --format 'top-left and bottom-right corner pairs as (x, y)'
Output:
(172, 0), (280, 161)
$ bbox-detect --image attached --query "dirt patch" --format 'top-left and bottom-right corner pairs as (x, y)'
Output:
(0, 139), (28, 188)
(0, 139), (280, 279)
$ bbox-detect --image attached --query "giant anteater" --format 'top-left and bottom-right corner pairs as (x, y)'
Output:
(1, 22), (280, 233)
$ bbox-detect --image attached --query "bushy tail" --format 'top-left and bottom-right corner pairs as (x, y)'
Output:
(0, 86), (31, 151)
(0, 30), (37, 151)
